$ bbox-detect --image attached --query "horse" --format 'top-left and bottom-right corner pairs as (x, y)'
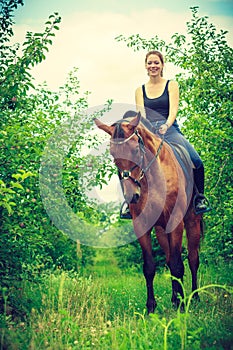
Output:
(94, 111), (202, 314)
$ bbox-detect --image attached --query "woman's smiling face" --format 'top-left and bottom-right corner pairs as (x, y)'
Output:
(145, 54), (164, 77)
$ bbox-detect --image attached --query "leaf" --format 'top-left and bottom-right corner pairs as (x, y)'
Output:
(10, 181), (24, 190)
(1, 202), (13, 214)
(12, 173), (21, 180)
(21, 171), (35, 180)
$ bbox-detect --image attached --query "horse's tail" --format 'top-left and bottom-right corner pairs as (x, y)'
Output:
(200, 217), (205, 240)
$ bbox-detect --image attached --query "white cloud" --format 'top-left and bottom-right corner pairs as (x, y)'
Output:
(13, 8), (232, 107)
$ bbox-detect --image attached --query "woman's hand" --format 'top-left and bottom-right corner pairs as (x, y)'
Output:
(159, 123), (169, 135)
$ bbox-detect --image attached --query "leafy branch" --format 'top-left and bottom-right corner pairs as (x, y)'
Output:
(0, 11), (61, 110)
(0, 170), (35, 214)
(21, 13), (61, 68)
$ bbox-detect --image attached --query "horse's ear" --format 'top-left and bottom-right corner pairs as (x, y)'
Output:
(128, 111), (141, 130)
(94, 118), (113, 136)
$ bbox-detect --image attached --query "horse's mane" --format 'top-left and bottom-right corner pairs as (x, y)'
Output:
(111, 110), (161, 142)
(121, 110), (156, 134)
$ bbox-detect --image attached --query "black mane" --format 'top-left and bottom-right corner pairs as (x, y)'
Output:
(122, 110), (155, 133)
(111, 110), (156, 139)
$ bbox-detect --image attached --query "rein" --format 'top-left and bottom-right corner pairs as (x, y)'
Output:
(111, 124), (164, 187)
(142, 134), (164, 173)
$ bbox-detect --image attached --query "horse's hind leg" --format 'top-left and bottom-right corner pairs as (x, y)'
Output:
(185, 213), (201, 301)
(138, 231), (156, 314)
(168, 222), (185, 309)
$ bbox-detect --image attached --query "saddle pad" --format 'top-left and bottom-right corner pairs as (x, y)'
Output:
(168, 141), (194, 200)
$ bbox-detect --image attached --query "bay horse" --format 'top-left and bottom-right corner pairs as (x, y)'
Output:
(94, 112), (202, 313)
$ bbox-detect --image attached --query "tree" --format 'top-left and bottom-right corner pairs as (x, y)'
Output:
(0, 1), (115, 291)
(115, 7), (233, 262)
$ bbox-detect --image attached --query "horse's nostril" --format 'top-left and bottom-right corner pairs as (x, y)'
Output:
(132, 193), (140, 203)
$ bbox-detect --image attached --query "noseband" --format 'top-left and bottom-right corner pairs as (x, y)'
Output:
(110, 121), (164, 189)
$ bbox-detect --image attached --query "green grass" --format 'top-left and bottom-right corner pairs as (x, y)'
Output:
(1, 253), (232, 350)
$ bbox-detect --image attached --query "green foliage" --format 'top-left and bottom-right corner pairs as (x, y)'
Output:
(0, 169), (34, 214)
(0, 0), (24, 56)
(0, 0), (61, 111)
(115, 6), (233, 263)
(0, 2), (115, 296)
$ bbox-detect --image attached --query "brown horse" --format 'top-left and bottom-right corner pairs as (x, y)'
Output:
(94, 112), (202, 313)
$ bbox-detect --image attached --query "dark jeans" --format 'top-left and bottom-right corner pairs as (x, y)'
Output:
(151, 121), (203, 170)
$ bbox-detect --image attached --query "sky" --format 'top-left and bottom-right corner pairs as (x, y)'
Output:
(13, 0), (233, 108)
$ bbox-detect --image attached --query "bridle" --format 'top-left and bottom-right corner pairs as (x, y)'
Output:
(110, 122), (164, 189)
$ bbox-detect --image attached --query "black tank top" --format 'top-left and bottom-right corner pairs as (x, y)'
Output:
(142, 80), (179, 129)
(142, 80), (170, 120)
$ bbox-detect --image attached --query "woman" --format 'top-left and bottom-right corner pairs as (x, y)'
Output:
(120, 50), (211, 218)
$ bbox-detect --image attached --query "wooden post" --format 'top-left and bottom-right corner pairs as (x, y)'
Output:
(76, 239), (82, 272)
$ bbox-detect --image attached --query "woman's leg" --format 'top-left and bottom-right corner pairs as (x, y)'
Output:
(163, 127), (211, 214)
(193, 165), (204, 194)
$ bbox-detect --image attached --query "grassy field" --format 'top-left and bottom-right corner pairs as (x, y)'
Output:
(1, 250), (232, 350)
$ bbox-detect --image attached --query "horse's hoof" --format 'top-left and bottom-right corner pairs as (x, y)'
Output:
(147, 308), (155, 315)
(172, 299), (185, 312)
(147, 301), (157, 314)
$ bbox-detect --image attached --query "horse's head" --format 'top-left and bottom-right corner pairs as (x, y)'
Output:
(94, 112), (145, 204)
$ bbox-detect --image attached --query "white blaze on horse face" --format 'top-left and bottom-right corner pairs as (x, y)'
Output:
(121, 177), (141, 204)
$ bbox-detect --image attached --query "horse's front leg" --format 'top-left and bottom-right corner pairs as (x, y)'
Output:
(138, 231), (156, 314)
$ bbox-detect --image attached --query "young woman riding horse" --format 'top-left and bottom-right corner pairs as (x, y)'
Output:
(94, 50), (210, 313)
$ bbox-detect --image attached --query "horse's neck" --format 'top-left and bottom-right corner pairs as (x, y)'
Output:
(142, 131), (164, 162)
(141, 132), (164, 178)
(144, 132), (181, 195)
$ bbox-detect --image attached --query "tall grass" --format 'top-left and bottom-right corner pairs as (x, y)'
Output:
(1, 259), (232, 350)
